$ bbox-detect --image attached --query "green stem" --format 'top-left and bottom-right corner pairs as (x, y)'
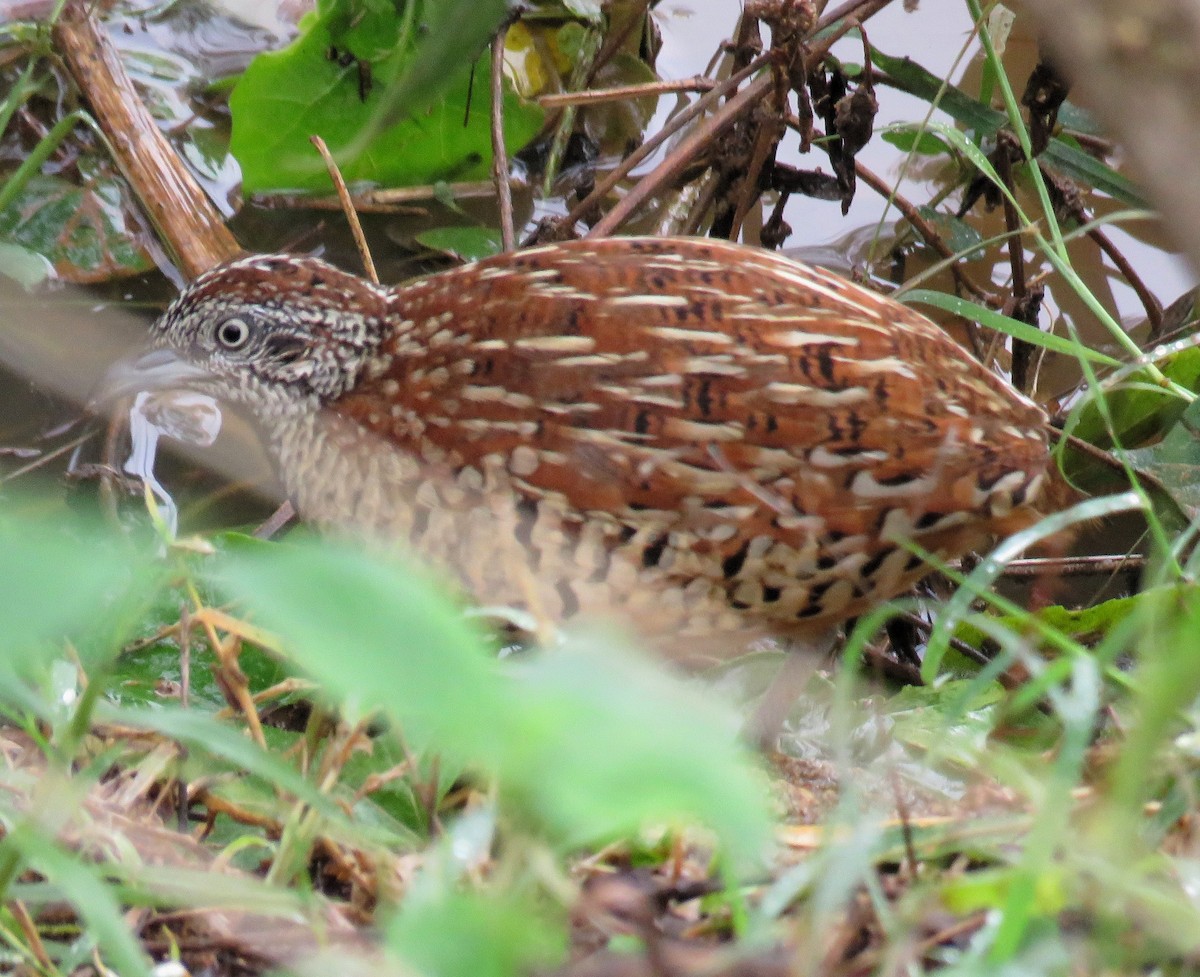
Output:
(0, 61), (37, 143)
(0, 109), (89, 216)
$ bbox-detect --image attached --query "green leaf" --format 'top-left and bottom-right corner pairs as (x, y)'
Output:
(0, 503), (160, 679)
(880, 126), (951, 156)
(387, 888), (564, 977)
(354, 0), (512, 144)
(0, 241), (52, 288)
(110, 640), (291, 711)
(561, 0), (605, 23)
(498, 630), (774, 873)
(0, 173), (153, 282)
(942, 865), (1068, 916)
(900, 289), (1121, 366)
(230, 1), (543, 193)
(210, 534), (503, 754)
(914, 205), (985, 261)
(1126, 396), (1200, 521)
(417, 225), (503, 261)
(871, 50), (1145, 207)
(210, 537), (773, 871)
(1068, 343), (1200, 452)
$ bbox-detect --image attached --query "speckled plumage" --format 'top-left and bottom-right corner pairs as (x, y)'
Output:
(146, 237), (1049, 641)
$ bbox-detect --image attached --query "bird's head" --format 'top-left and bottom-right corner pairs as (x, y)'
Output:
(106, 254), (391, 409)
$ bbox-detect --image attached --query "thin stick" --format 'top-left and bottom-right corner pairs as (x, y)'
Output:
(256, 179), (499, 212)
(559, 53), (772, 234)
(490, 27), (515, 253)
(588, 71), (771, 237)
(1002, 554), (1146, 577)
(537, 76), (716, 108)
(53, 0), (240, 278)
(310, 134), (378, 285)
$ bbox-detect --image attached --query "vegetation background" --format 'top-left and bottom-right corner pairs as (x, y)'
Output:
(2, 1), (1200, 975)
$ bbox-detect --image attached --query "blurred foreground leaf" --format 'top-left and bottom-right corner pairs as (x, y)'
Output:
(0, 501), (162, 685)
(388, 886), (563, 977)
(212, 535), (773, 873)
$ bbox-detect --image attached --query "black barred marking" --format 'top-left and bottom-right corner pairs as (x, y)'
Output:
(978, 468), (1013, 490)
(642, 533), (669, 568)
(816, 345), (836, 383)
(876, 471), (919, 487)
(808, 579), (835, 603)
(513, 497), (539, 542)
(722, 540), (750, 579)
(762, 585), (782, 603)
(859, 547), (892, 580)
(846, 410), (867, 440)
(514, 497), (538, 549)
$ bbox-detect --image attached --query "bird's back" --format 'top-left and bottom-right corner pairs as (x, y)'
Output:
(305, 237), (1049, 636)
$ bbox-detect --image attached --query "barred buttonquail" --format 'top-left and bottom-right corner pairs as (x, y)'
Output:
(121, 237), (1049, 648)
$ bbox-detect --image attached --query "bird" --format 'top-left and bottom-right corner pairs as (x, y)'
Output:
(113, 236), (1050, 657)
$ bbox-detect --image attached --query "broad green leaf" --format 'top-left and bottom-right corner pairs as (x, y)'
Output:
(0, 503), (161, 677)
(210, 534), (502, 754)
(0, 173), (153, 282)
(1069, 343), (1200, 452)
(1126, 396), (1200, 520)
(230, 1), (543, 193)
(211, 536), (773, 871)
(561, 0), (605, 23)
(417, 225), (503, 261)
(942, 865), (1068, 916)
(954, 591), (1170, 659)
(111, 640), (291, 711)
(496, 630), (774, 872)
(352, 0), (512, 148)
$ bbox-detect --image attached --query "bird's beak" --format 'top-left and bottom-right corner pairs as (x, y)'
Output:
(91, 347), (212, 410)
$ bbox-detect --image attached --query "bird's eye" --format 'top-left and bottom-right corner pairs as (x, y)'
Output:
(214, 317), (253, 350)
